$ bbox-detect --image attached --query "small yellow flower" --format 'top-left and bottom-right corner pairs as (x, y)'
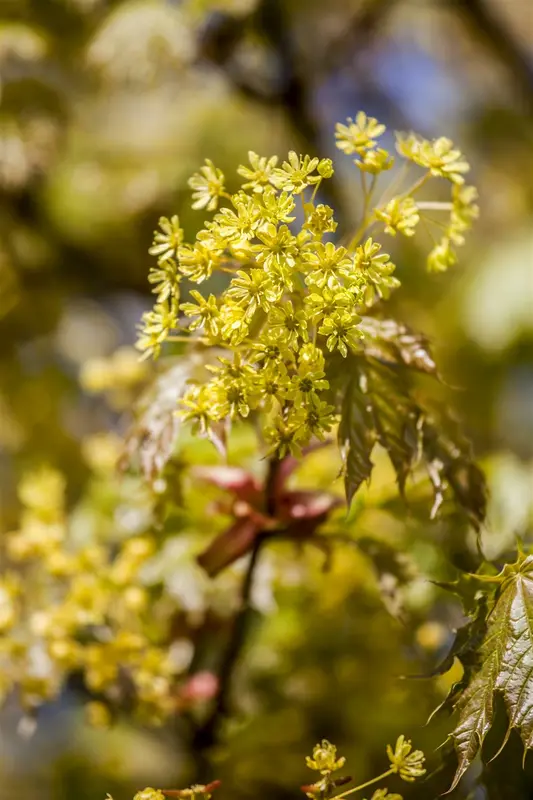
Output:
(237, 151), (278, 192)
(306, 739), (346, 774)
(335, 112), (386, 155)
(134, 789), (165, 800)
(149, 216), (184, 263)
(304, 204), (338, 236)
(369, 791), (402, 800)
(375, 197), (419, 237)
(356, 148), (393, 174)
(427, 237), (456, 273)
(396, 133), (469, 184)
(188, 159), (225, 211)
(271, 151), (321, 194)
(386, 735), (426, 782)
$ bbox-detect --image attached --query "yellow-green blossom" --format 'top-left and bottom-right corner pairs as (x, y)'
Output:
(180, 291), (219, 337)
(178, 239), (221, 283)
(188, 159), (226, 211)
(318, 310), (362, 357)
(356, 147), (394, 174)
(335, 112), (386, 155)
(149, 215), (184, 263)
(304, 203), (338, 237)
(396, 133), (470, 184)
(148, 258), (181, 303)
(136, 300), (178, 359)
(304, 242), (352, 289)
(264, 414), (306, 458)
(268, 302), (309, 349)
(214, 193), (262, 244)
(226, 268), (281, 319)
(352, 238), (396, 285)
(133, 789), (165, 800)
(271, 151), (322, 194)
(386, 735), (426, 782)
(306, 739), (346, 774)
(237, 151), (278, 193)
(427, 237), (457, 272)
(376, 197), (420, 237)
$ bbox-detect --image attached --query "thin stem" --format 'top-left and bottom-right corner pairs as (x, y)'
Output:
(399, 171), (430, 199)
(166, 335), (209, 344)
(310, 178), (322, 204)
(300, 191), (308, 220)
(333, 769), (395, 800)
(347, 172), (377, 251)
(376, 160), (410, 207)
(417, 201), (453, 211)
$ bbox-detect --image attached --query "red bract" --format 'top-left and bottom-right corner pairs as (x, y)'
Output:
(193, 454), (340, 577)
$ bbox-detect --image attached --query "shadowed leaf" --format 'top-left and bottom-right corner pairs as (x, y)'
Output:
(337, 371), (375, 504)
(449, 555), (533, 790)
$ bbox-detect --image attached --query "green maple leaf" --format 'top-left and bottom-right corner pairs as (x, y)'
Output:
(337, 370), (375, 504)
(450, 554), (533, 790)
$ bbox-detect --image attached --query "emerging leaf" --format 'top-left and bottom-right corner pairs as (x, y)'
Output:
(359, 316), (437, 376)
(121, 353), (214, 481)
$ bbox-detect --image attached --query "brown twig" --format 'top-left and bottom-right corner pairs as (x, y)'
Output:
(191, 457), (281, 775)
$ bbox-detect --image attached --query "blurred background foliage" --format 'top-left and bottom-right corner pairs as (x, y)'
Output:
(0, 0), (533, 799)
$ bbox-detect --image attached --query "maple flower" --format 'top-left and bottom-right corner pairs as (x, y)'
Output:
(258, 187), (296, 224)
(264, 415), (306, 458)
(386, 736), (426, 782)
(335, 112), (386, 155)
(180, 291), (219, 337)
(299, 399), (336, 440)
(178, 238), (221, 283)
(304, 242), (353, 289)
(148, 258), (181, 303)
(304, 203), (338, 237)
(237, 151), (278, 192)
(214, 193), (262, 244)
(318, 310), (362, 357)
(376, 197), (420, 237)
(289, 362), (329, 405)
(356, 147), (394, 174)
(149, 215), (184, 263)
(252, 223), (299, 271)
(188, 159), (226, 210)
(255, 362), (290, 411)
(306, 740), (346, 774)
(250, 329), (295, 365)
(271, 151), (322, 194)
(136, 300), (178, 359)
(133, 790), (165, 800)
(351, 238), (396, 285)
(268, 302), (309, 349)
(226, 268), (281, 319)
(396, 133), (470, 184)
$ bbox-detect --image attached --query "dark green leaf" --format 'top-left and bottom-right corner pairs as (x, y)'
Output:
(449, 555), (533, 790)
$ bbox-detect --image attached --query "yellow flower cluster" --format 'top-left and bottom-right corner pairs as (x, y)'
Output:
(136, 113), (478, 459)
(0, 465), (180, 721)
(118, 736), (425, 800)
